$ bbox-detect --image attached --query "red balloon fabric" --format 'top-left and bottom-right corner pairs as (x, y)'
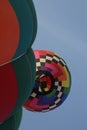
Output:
(0, 64), (18, 123)
(0, 0), (19, 65)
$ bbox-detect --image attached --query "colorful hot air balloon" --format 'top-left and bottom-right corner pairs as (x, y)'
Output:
(24, 50), (71, 112)
(0, 48), (36, 123)
(0, 108), (23, 130)
(0, 0), (37, 66)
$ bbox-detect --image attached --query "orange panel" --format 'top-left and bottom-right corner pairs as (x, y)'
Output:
(0, 0), (20, 65)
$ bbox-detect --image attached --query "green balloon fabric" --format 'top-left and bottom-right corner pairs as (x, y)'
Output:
(0, 108), (23, 130)
(0, 48), (36, 122)
(14, 108), (23, 130)
(12, 48), (36, 114)
(27, 0), (38, 46)
(26, 48), (36, 85)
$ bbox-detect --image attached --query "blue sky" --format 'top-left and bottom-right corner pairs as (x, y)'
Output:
(20, 0), (87, 130)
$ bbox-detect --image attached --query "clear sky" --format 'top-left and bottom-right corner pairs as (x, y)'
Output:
(20, 0), (87, 130)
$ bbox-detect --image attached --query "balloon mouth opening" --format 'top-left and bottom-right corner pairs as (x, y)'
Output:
(34, 70), (54, 95)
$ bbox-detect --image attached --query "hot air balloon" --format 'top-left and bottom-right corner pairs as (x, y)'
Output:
(0, 108), (23, 130)
(0, 48), (36, 123)
(24, 50), (71, 112)
(0, 0), (37, 66)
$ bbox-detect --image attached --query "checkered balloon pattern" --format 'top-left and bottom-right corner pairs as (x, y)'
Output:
(24, 50), (71, 112)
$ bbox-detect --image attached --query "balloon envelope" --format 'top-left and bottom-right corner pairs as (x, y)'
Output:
(0, 108), (23, 130)
(24, 50), (71, 112)
(0, 48), (36, 122)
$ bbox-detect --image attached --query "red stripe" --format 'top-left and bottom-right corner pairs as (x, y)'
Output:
(0, 63), (18, 122)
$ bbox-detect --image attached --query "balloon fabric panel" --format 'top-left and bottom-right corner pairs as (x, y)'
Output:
(0, 64), (18, 123)
(0, 0), (19, 65)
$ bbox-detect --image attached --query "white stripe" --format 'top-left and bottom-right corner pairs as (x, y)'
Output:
(55, 98), (61, 104)
(49, 104), (56, 109)
(36, 62), (41, 67)
(40, 58), (46, 62)
(42, 109), (49, 112)
(55, 81), (59, 86)
(53, 56), (60, 62)
(46, 56), (52, 61)
(57, 86), (62, 91)
(58, 92), (63, 98)
(60, 59), (66, 65)
(31, 92), (37, 97)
